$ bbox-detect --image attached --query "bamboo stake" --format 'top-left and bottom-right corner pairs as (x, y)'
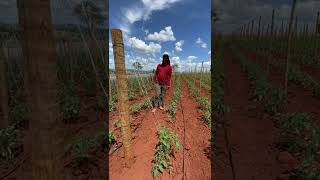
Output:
(294, 16), (298, 36)
(267, 9), (275, 74)
(111, 29), (134, 166)
(0, 45), (9, 128)
(284, 0), (297, 96)
(251, 19), (254, 40)
(315, 12), (319, 63)
(200, 61), (204, 93)
(258, 16), (262, 39)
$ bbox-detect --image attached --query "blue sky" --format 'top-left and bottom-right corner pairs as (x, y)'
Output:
(109, 0), (211, 72)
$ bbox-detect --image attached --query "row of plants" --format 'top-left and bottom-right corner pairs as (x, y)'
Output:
(184, 76), (212, 127)
(279, 112), (320, 179)
(0, 126), (19, 161)
(232, 42), (320, 178)
(185, 76), (200, 97)
(231, 46), (286, 114)
(212, 45), (226, 114)
(151, 125), (180, 177)
(109, 76), (155, 112)
(129, 97), (153, 114)
(167, 77), (181, 122)
(189, 75), (211, 94)
(196, 97), (212, 128)
(64, 122), (113, 168)
(250, 50), (320, 98)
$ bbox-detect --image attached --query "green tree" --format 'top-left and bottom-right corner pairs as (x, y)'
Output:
(172, 64), (179, 71)
(132, 62), (143, 71)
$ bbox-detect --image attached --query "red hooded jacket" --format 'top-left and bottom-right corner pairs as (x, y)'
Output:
(153, 64), (172, 86)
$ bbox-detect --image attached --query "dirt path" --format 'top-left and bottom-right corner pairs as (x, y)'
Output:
(215, 50), (281, 179)
(168, 81), (211, 180)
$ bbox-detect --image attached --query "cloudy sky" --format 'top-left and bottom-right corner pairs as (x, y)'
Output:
(214, 0), (320, 34)
(109, 0), (211, 72)
(0, 0), (107, 26)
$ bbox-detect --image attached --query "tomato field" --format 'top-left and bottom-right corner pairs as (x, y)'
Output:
(214, 5), (320, 179)
(109, 66), (212, 179)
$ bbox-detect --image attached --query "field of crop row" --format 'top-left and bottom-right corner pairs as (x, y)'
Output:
(214, 34), (320, 179)
(109, 71), (212, 180)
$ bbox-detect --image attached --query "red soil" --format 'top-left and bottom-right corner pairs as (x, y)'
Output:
(109, 80), (211, 180)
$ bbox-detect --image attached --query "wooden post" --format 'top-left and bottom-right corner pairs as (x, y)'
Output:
(243, 24), (247, 39)
(316, 12), (319, 34)
(0, 45), (9, 128)
(251, 19), (254, 40)
(200, 61), (204, 92)
(19, 0), (63, 179)
(111, 29), (134, 166)
(267, 9), (275, 74)
(281, 20), (284, 37)
(258, 16), (262, 39)
(285, 0), (297, 96)
(247, 23), (250, 38)
(315, 12), (319, 63)
(294, 16), (298, 36)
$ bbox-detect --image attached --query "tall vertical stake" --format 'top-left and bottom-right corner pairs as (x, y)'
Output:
(111, 29), (134, 166)
(285, 0), (297, 96)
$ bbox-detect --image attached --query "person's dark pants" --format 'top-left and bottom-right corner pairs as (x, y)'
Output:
(159, 84), (165, 106)
(153, 84), (165, 108)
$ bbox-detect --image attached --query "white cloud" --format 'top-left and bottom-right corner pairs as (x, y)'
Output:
(175, 40), (184, 51)
(196, 37), (207, 49)
(163, 51), (170, 55)
(201, 43), (207, 48)
(171, 56), (181, 66)
(128, 37), (161, 56)
(208, 51), (211, 55)
(204, 61), (211, 67)
(124, 6), (144, 24)
(172, 56), (180, 61)
(145, 26), (176, 42)
(187, 56), (198, 61)
(121, 0), (182, 25)
(115, 0), (182, 45)
(196, 37), (202, 44)
(141, 0), (183, 20)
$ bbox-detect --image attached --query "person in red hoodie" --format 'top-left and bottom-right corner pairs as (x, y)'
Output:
(152, 54), (172, 111)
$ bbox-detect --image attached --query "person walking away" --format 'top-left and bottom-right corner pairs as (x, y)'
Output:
(152, 54), (172, 112)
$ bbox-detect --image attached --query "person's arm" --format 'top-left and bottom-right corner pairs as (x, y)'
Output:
(153, 65), (159, 83)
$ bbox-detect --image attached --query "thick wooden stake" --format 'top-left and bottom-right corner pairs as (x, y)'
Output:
(267, 9), (275, 74)
(19, 0), (63, 179)
(285, 0), (297, 96)
(294, 16), (298, 36)
(316, 12), (319, 34)
(111, 29), (134, 166)
(315, 12), (319, 63)
(258, 16), (262, 39)
(0, 45), (9, 128)
(200, 61), (204, 92)
(251, 19), (254, 39)
(281, 20), (284, 37)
